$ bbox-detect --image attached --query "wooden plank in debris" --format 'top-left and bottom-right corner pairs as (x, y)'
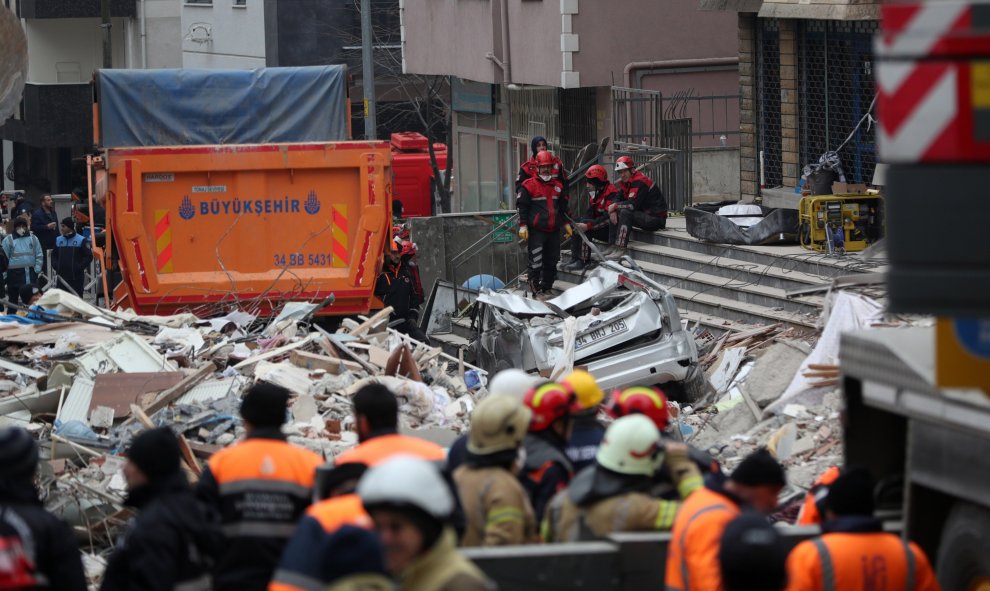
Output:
(368, 346), (391, 369)
(232, 334), (318, 370)
(726, 323), (780, 344)
(349, 307), (393, 337)
(142, 363), (217, 416)
(91, 372), (184, 418)
(314, 327), (379, 373)
(289, 350), (363, 374)
(0, 357), (45, 379)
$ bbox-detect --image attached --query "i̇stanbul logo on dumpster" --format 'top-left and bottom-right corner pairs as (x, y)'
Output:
(177, 190), (321, 220)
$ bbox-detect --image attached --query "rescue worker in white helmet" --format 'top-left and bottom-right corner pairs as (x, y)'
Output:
(358, 457), (493, 591)
(541, 414), (703, 542)
(453, 395), (538, 546)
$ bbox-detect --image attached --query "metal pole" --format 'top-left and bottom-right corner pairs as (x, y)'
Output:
(360, 0), (377, 140)
(101, 0), (113, 69)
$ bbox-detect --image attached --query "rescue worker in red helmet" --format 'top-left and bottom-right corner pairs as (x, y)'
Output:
(515, 135), (567, 192)
(520, 382), (579, 521)
(375, 242), (429, 343)
(564, 165), (622, 272)
(606, 156), (669, 259)
(517, 150), (571, 298)
(542, 414), (703, 542)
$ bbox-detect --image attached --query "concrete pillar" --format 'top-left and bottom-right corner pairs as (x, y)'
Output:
(779, 19), (800, 188)
(738, 13), (758, 202)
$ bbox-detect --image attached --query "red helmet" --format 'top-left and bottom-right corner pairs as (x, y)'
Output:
(535, 150), (556, 167)
(607, 386), (669, 431)
(585, 165), (608, 183)
(400, 240), (417, 257)
(524, 382), (578, 432)
(614, 156), (636, 172)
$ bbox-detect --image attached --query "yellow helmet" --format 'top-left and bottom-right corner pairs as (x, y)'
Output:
(562, 369), (604, 410)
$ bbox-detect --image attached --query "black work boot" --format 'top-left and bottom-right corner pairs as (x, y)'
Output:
(563, 259), (587, 272)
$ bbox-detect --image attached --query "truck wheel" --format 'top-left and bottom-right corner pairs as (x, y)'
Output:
(665, 364), (714, 403)
(937, 503), (990, 591)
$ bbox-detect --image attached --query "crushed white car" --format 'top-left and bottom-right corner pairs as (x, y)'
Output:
(471, 261), (712, 401)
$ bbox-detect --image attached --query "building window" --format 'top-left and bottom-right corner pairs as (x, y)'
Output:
(185, 0), (213, 5)
(233, 0), (246, 6)
(756, 19), (782, 190)
(799, 20), (879, 184)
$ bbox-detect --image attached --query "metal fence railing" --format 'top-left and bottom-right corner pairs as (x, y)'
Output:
(662, 91), (741, 147)
(757, 18), (782, 190)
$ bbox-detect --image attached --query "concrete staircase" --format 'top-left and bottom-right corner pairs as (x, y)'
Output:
(428, 218), (886, 352)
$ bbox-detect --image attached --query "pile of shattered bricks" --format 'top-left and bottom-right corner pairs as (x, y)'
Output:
(0, 282), (925, 584)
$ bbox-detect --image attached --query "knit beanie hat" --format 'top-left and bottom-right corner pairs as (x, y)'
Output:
(240, 382), (289, 428)
(319, 525), (389, 584)
(0, 427), (38, 480)
(719, 513), (788, 591)
(826, 467), (875, 517)
(127, 427), (181, 481)
(530, 135), (547, 156)
(61, 217), (75, 230)
(731, 448), (786, 488)
(13, 217), (27, 229)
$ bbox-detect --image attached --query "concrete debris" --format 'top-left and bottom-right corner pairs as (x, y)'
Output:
(0, 291), (485, 579)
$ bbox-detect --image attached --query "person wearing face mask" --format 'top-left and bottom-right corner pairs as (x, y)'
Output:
(51, 217), (92, 297)
(2, 218), (43, 312)
(453, 394), (538, 547)
(564, 165), (622, 272)
(515, 135), (567, 193)
(606, 156), (669, 260)
(517, 150), (570, 298)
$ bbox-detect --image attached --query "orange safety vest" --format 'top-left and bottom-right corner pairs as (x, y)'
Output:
(268, 494), (374, 591)
(334, 433), (446, 467)
(665, 487), (741, 591)
(207, 438), (323, 539)
(785, 532), (942, 591)
(796, 466), (841, 526)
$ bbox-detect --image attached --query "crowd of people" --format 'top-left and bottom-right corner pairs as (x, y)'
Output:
(0, 190), (93, 312)
(515, 136), (669, 298)
(0, 367), (942, 590)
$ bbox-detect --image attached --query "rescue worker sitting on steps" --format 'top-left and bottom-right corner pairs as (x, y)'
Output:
(359, 457), (494, 591)
(453, 394), (538, 547)
(517, 150), (571, 298)
(196, 384), (324, 591)
(521, 382), (579, 522)
(542, 414), (703, 542)
(606, 155), (668, 260)
(564, 165), (622, 272)
(666, 448), (786, 591)
(785, 467), (941, 591)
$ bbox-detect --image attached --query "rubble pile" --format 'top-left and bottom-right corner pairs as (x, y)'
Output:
(677, 290), (927, 516)
(0, 290), (485, 574)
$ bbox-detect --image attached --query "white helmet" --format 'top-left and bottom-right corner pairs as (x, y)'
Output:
(487, 369), (541, 400)
(596, 414), (664, 476)
(468, 394), (532, 455)
(357, 456), (453, 519)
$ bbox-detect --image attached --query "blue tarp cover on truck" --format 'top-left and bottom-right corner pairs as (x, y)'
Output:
(97, 66), (349, 147)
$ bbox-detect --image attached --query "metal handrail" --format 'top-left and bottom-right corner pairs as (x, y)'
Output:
(449, 212), (519, 267)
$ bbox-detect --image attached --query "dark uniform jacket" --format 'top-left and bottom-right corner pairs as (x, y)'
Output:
(517, 176), (568, 233)
(196, 429), (323, 591)
(51, 232), (92, 288)
(0, 481), (87, 591)
(101, 472), (222, 591)
(521, 432), (574, 523)
(617, 171), (667, 214)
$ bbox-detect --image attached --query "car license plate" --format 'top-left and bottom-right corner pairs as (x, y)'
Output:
(575, 319), (628, 350)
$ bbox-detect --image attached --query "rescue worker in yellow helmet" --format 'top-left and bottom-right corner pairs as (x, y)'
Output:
(453, 395), (539, 547)
(562, 370), (607, 472)
(542, 414), (703, 542)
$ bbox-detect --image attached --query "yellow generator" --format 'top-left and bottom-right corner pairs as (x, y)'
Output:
(798, 194), (884, 253)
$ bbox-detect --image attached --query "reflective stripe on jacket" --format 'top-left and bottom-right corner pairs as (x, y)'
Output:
(197, 432), (322, 591)
(785, 531), (941, 591)
(453, 465), (538, 547)
(664, 486), (740, 591)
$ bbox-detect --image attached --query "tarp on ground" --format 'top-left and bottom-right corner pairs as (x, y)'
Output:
(685, 201), (799, 245)
(97, 66), (349, 147)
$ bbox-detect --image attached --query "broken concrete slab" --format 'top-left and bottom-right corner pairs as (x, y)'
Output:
(91, 372), (185, 418)
(744, 341), (807, 409)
